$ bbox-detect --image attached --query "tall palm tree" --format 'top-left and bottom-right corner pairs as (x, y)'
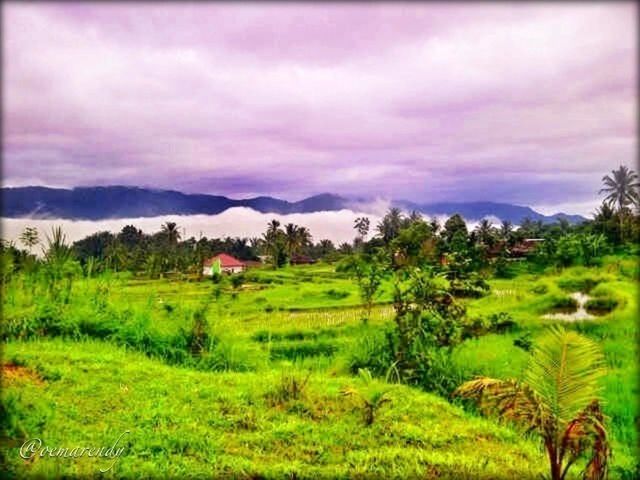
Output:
(161, 222), (181, 245)
(295, 226), (312, 252)
(599, 165), (640, 241)
(499, 220), (514, 245)
(455, 326), (609, 480)
(600, 165), (640, 211)
(284, 223), (299, 257)
(474, 219), (495, 246)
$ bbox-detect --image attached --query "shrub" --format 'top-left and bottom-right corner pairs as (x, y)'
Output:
(488, 312), (518, 332)
(461, 312), (517, 339)
(548, 295), (579, 311)
(199, 340), (260, 372)
(324, 288), (350, 300)
(348, 329), (395, 378)
(530, 283), (548, 294)
(557, 276), (602, 293)
(265, 371), (311, 405)
(341, 369), (392, 426)
(449, 276), (491, 298)
(513, 332), (533, 351)
(585, 297), (618, 314)
(269, 340), (337, 361)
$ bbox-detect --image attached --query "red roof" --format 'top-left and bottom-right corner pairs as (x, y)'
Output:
(204, 253), (245, 267)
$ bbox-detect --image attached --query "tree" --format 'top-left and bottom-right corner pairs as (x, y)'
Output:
(161, 222), (181, 246)
(341, 369), (392, 426)
(390, 218), (438, 267)
(455, 326), (609, 480)
(499, 220), (514, 247)
(118, 225), (144, 248)
(376, 208), (404, 244)
(441, 214), (468, 246)
(284, 223), (299, 257)
(19, 227), (40, 253)
(599, 165), (640, 242)
(592, 203), (618, 242)
(337, 253), (386, 321)
(42, 226), (82, 303)
(263, 220), (287, 268)
(390, 267), (466, 388)
(295, 226), (312, 253)
(600, 165), (639, 211)
(354, 217), (370, 242)
(474, 219), (496, 247)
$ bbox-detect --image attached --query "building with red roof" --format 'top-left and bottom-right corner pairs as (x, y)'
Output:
(203, 253), (246, 275)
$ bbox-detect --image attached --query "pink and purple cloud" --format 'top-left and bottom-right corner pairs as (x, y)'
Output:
(3, 2), (637, 215)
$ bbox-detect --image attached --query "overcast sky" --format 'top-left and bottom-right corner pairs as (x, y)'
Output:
(4, 2), (637, 215)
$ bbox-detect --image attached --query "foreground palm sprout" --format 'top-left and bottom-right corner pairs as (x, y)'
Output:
(455, 326), (609, 480)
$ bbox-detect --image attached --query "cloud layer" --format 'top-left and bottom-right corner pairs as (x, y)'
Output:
(4, 2), (637, 214)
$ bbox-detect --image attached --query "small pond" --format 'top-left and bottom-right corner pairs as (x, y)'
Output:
(543, 292), (595, 322)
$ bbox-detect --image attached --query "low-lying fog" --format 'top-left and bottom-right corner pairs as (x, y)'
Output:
(1, 207), (493, 247)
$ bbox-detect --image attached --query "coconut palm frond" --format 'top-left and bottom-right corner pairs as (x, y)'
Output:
(454, 377), (551, 433)
(524, 326), (604, 427)
(560, 400), (610, 480)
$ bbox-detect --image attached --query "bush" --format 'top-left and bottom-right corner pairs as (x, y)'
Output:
(461, 312), (518, 339)
(324, 288), (350, 300)
(557, 276), (603, 293)
(348, 329), (396, 378)
(488, 312), (518, 332)
(199, 340), (262, 372)
(269, 340), (337, 361)
(264, 371), (311, 405)
(585, 297), (618, 314)
(513, 332), (533, 352)
(251, 329), (336, 343)
(530, 283), (548, 295)
(548, 295), (579, 311)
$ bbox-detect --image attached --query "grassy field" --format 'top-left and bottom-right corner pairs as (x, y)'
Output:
(2, 256), (638, 477)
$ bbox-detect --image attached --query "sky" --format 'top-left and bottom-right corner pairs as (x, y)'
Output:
(3, 2), (637, 216)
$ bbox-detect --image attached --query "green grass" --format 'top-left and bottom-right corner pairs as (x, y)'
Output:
(2, 257), (637, 477)
(3, 339), (547, 479)
(452, 258), (639, 472)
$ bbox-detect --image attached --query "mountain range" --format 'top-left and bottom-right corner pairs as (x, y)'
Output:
(0, 186), (586, 225)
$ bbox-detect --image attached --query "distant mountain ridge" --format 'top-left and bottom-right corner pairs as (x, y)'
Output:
(0, 186), (586, 225)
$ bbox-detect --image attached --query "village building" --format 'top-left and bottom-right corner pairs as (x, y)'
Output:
(202, 253), (246, 275)
(290, 254), (316, 265)
(510, 238), (545, 258)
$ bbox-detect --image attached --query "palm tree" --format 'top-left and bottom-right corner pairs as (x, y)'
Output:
(600, 165), (640, 211)
(295, 226), (312, 252)
(455, 326), (609, 480)
(161, 222), (181, 245)
(341, 369), (392, 426)
(19, 226), (40, 253)
(499, 220), (514, 248)
(266, 219), (281, 238)
(599, 165), (640, 241)
(263, 219), (285, 268)
(42, 226), (81, 302)
(284, 223), (299, 257)
(474, 219), (495, 246)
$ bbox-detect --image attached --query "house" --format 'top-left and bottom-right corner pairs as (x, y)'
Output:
(510, 238), (544, 258)
(203, 253), (246, 275)
(290, 254), (316, 265)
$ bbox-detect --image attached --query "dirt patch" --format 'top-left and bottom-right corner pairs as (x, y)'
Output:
(2, 363), (44, 385)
